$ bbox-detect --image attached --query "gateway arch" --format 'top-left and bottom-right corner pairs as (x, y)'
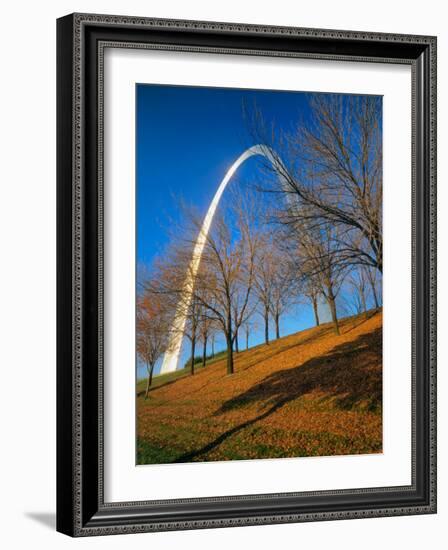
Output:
(160, 144), (287, 374)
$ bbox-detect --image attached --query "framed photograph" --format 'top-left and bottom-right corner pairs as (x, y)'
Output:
(57, 13), (437, 536)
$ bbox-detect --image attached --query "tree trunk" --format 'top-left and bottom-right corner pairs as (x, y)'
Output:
(327, 293), (340, 335)
(190, 337), (196, 375)
(235, 329), (239, 353)
(226, 332), (234, 374)
(264, 309), (270, 344)
(246, 330), (249, 350)
(275, 313), (280, 339)
(370, 278), (379, 309)
(312, 296), (320, 326)
(202, 336), (207, 367)
(145, 363), (154, 399)
(361, 289), (367, 317)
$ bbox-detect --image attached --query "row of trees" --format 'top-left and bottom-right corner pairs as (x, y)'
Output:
(137, 93), (383, 396)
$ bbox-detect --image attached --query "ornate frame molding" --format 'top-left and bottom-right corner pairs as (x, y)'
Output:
(57, 13), (437, 537)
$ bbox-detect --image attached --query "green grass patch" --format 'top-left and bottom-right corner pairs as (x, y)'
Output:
(136, 439), (180, 465)
(183, 349), (227, 369)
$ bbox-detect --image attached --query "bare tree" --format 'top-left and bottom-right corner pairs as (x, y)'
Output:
(302, 278), (321, 327)
(210, 332), (216, 358)
(198, 304), (218, 368)
(288, 219), (347, 335)
(253, 233), (297, 342)
(184, 294), (201, 375)
(270, 252), (297, 339)
(365, 265), (381, 309)
(244, 323), (250, 351)
(136, 291), (172, 399)
(191, 198), (260, 374)
(253, 235), (275, 344)
(250, 93), (383, 273)
(347, 267), (368, 317)
(148, 195), (259, 377)
(348, 263), (382, 316)
(145, 242), (205, 376)
(241, 317), (259, 350)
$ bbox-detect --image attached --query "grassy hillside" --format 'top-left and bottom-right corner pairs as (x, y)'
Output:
(137, 310), (382, 464)
(136, 350), (227, 394)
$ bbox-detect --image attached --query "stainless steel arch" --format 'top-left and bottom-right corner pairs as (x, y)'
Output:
(160, 144), (286, 374)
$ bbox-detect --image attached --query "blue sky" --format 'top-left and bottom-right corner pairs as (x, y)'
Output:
(136, 84), (378, 377)
(136, 84), (314, 265)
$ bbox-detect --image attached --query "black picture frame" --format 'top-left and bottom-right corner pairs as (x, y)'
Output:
(57, 13), (437, 537)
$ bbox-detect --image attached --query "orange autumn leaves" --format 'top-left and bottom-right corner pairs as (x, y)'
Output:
(137, 311), (382, 464)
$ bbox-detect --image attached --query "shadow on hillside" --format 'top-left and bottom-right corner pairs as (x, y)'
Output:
(173, 328), (382, 463)
(139, 312), (381, 399)
(219, 327), (382, 414)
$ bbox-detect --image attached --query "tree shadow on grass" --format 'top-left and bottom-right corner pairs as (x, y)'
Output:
(220, 327), (382, 414)
(173, 327), (382, 463)
(173, 398), (290, 463)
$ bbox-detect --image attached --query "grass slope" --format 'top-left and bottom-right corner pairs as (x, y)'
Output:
(136, 351), (227, 394)
(137, 311), (382, 464)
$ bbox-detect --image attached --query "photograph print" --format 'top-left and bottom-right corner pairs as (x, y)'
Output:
(136, 84), (383, 465)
